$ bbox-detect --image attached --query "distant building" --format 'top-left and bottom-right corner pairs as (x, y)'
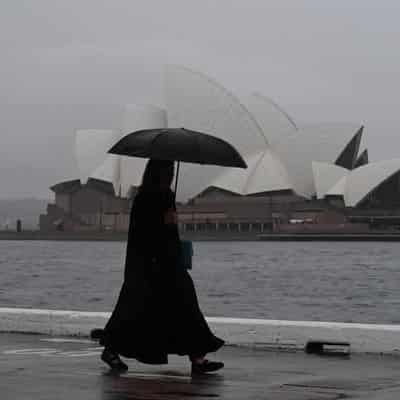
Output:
(40, 178), (131, 232)
(40, 173), (400, 234)
(41, 65), (400, 234)
(70, 66), (400, 209)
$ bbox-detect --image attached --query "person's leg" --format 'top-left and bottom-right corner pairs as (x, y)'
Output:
(189, 353), (206, 364)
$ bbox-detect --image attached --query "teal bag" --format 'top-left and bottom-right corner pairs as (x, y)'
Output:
(180, 240), (193, 270)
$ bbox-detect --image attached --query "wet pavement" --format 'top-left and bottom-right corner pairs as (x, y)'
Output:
(2, 333), (400, 399)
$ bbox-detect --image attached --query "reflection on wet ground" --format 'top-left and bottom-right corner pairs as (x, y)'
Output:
(101, 371), (225, 399)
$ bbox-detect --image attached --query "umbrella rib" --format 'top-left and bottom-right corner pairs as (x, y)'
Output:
(194, 130), (203, 164)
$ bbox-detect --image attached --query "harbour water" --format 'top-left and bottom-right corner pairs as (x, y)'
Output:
(1, 240), (400, 324)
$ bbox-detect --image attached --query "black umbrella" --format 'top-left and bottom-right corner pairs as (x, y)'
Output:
(108, 127), (247, 196)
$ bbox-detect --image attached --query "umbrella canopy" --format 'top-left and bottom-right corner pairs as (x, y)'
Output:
(108, 128), (247, 169)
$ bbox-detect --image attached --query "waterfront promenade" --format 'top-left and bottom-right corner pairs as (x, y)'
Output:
(2, 308), (400, 398)
(2, 332), (400, 399)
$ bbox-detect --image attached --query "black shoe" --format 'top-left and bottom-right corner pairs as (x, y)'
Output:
(101, 349), (128, 372)
(191, 360), (224, 374)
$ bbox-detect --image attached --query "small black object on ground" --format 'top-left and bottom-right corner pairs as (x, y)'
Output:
(305, 340), (350, 357)
(90, 328), (104, 341)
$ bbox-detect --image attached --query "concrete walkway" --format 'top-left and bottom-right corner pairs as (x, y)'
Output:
(2, 333), (400, 399)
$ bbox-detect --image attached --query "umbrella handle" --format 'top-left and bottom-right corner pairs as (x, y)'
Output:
(173, 161), (180, 208)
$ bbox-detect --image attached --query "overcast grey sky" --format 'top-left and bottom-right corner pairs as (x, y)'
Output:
(1, 0), (400, 199)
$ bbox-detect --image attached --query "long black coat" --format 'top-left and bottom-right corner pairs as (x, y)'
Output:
(101, 187), (224, 364)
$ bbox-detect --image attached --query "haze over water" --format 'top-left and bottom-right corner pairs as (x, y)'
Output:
(2, 240), (400, 324)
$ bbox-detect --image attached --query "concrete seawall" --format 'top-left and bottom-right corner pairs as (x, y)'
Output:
(1, 307), (400, 354)
(0, 231), (259, 242)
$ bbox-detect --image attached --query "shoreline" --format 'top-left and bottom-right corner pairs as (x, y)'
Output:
(3, 231), (400, 241)
(258, 233), (400, 241)
(0, 231), (258, 242)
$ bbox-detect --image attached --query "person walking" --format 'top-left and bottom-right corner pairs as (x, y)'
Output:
(99, 159), (224, 374)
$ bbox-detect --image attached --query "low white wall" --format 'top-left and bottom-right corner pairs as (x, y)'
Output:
(1, 308), (400, 354)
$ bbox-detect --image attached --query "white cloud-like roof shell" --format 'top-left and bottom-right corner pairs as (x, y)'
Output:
(90, 155), (120, 194)
(275, 123), (363, 198)
(165, 65), (267, 155)
(312, 162), (349, 199)
(211, 150), (292, 195)
(119, 104), (167, 197)
(73, 68), (371, 205)
(165, 65), (269, 200)
(209, 152), (264, 194)
(75, 129), (120, 184)
(344, 159), (400, 207)
(326, 175), (348, 197)
(245, 93), (297, 149)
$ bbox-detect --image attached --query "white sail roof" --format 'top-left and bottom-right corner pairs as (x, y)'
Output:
(344, 158), (400, 207)
(244, 93), (297, 150)
(165, 65), (266, 155)
(75, 129), (120, 184)
(72, 67), (379, 207)
(312, 162), (349, 199)
(211, 150), (292, 195)
(90, 155), (120, 194)
(165, 65), (269, 200)
(209, 152), (264, 194)
(274, 123), (363, 198)
(326, 175), (348, 197)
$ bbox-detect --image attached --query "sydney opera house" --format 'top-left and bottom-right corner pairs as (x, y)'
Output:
(40, 66), (400, 234)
